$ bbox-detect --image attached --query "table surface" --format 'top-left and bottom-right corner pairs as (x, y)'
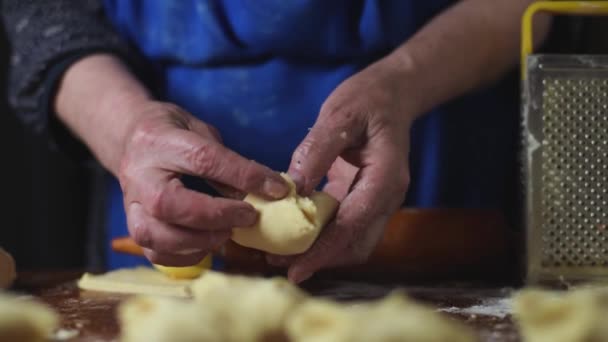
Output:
(16, 271), (521, 342)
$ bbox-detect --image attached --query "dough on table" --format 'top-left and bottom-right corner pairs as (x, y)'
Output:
(286, 291), (476, 342)
(119, 296), (217, 342)
(189, 270), (306, 341)
(0, 292), (58, 342)
(120, 270), (305, 342)
(232, 173), (339, 255)
(119, 271), (476, 342)
(77, 267), (195, 298)
(513, 287), (608, 342)
(0, 248), (16, 289)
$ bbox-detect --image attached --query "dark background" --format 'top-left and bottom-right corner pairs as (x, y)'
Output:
(0, 24), (89, 270)
(0, 15), (605, 270)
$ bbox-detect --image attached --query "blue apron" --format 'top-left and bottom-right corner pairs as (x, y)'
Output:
(102, 0), (520, 269)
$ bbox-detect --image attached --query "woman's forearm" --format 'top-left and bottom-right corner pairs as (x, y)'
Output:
(384, 0), (551, 118)
(55, 0), (549, 173)
(54, 54), (153, 174)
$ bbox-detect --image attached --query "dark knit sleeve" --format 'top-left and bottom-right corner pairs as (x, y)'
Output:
(1, 0), (140, 160)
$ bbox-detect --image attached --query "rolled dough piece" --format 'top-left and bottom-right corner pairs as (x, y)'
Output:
(232, 173), (339, 255)
(77, 267), (194, 298)
(0, 293), (58, 342)
(286, 291), (476, 342)
(513, 287), (608, 342)
(0, 248), (16, 289)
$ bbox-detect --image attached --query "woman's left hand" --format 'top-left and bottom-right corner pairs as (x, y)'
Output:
(279, 57), (418, 283)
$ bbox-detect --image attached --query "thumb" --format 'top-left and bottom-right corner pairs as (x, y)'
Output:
(288, 120), (360, 195)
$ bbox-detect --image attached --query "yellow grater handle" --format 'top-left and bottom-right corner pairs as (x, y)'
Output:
(521, 1), (608, 79)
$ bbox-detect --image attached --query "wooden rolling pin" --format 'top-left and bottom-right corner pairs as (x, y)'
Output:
(112, 208), (514, 279)
(335, 208), (514, 280)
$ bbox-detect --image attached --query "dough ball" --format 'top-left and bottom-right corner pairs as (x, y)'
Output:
(286, 291), (476, 342)
(0, 248), (16, 289)
(189, 270), (306, 341)
(232, 173), (338, 255)
(0, 293), (58, 342)
(513, 287), (608, 342)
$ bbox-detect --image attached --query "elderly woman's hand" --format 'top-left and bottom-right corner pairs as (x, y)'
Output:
(54, 55), (291, 267)
(283, 57), (416, 282)
(117, 101), (289, 266)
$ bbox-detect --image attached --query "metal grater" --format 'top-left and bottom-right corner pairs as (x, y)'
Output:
(521, 1), (608, 284)
(523, 55), (608, 283)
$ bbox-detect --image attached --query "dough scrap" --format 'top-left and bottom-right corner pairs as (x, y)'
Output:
(232, 173), (338, 255)
(0, 248), (16, 289)
(513, 287), (608, 342)
(286, 291), (476, 342)
(0, 292), (58, 342)
(118, 271), (475, 342)
(77, 267), (194, 298)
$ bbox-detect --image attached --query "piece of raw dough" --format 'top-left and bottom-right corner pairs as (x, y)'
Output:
(513, 287), (608, 342)
(0, 292), (58, 342)
(119, 271), (476, 342)
(232, 173), (338, 255)
(189, 270), (306, 341)
(286, 291), (476, 342)
(0, 248), (16, 289)
(77, 267), (194, 298)
(120, 296), (217, 342)
(120, 270), (305, 342)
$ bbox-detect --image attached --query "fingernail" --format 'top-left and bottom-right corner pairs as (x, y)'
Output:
(128, 202), (143, 214)
(263, 177), (288, 199)
(238, 208), (258, 226)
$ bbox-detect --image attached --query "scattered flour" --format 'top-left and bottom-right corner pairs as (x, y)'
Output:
(438, 297), (512, 319)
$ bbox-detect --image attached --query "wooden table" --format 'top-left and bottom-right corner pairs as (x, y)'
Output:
(16, 271), (521, 342)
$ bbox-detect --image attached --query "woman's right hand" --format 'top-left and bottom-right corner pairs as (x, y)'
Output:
(118, 101), (289, 266)
(53, 55), (288, 266)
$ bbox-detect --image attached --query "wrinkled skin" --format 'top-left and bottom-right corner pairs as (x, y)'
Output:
(50, 0), (550, 281)
(118, 58), (411, 280)
(118, 102), (289, 266)
(270, 60), (414, 283)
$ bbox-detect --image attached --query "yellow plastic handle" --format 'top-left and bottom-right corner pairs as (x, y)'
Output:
(521, 1), (608, 79)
